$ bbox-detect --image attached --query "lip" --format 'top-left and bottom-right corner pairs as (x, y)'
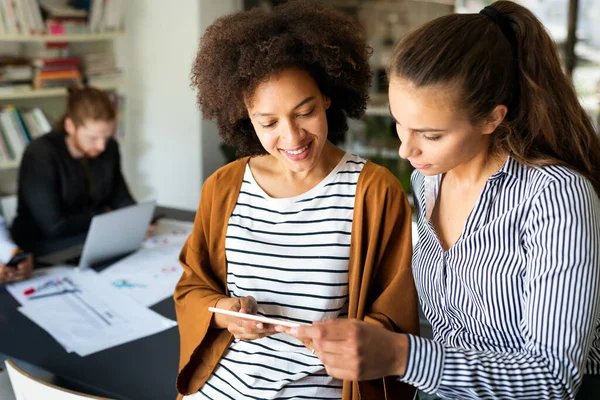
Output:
(409, 161), (432, 170)
(280, 141), (312, 161)
(281, 142), (311, 152)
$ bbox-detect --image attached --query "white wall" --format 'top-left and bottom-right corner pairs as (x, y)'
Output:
(199, 1), (240, 180)
(116, 0), (241, 211)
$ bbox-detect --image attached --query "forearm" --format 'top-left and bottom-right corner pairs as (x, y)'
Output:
(37, 209), (94, 239)
(400, 335), (577, 399)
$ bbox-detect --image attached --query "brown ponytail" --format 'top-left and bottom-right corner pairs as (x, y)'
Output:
(389, 0), (600, 196)
(57, 85), (116, 130)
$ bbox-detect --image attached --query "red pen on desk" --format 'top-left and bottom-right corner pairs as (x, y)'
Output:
(23, 280), (59, 296)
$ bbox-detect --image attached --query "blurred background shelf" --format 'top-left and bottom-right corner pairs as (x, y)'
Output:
(0, 32), (124, 43)
(0, 159), (21, 170)
(0, 80), (122, 100)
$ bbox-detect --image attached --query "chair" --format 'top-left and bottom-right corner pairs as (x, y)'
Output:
(5, 360), (114, 400)
(0, 362), (16, 400)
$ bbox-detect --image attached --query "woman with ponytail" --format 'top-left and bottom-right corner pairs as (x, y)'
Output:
(289, 2), (600, 398)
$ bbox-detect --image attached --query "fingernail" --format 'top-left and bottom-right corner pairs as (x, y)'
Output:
(256, 323), (262, 329)
(288, 327), (298, 335)
(275, 326), (284, 333)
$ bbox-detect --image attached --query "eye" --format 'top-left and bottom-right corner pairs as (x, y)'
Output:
(297, 108), (314, 117)
(261, 121), (277, 129)
(424, 135), (442, 141)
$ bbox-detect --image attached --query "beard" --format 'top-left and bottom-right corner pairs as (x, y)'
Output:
(73, 132), (102, 159)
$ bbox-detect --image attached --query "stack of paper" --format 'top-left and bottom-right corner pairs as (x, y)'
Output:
(6, 267), (177, 357)
(99, 245), (184, 307)
(99, 218), (194, 307)
(142, 218), (194, 249)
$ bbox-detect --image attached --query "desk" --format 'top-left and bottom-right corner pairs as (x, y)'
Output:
(0, 206), (195, 400)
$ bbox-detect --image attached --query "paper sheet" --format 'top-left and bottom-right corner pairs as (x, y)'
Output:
(10, 267), (176, 357)
(99, 246), (184, 307)
(141, 218), (194, 250)
(6, 266), (81, 307)
(100, 218), (194, 307)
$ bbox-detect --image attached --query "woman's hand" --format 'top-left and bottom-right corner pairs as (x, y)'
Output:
(0, 249), (33, 284)
(211, 296), (278, 340)
(275, 325), (317, 354)
(286, 319), (409, 381)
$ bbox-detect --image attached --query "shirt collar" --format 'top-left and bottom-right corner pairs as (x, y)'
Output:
(490, 155), (524, 182)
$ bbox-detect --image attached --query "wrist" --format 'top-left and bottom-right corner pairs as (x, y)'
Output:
(211, 297), (232, 329)
(394, 333), (409, 377)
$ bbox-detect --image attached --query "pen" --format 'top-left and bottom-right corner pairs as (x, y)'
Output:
(27, 289), (79, 300)
(23, 280), (59, 296)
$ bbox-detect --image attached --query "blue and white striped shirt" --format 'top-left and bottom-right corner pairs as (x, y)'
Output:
(400, 156), (600, 399)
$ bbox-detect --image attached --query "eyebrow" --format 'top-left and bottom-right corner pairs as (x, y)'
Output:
(252, 96), (316, 117)
(388, 105), (448, 133)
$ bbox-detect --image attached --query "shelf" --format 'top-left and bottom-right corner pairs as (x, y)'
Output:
(342, 143), (399, 159)
(0, 80), (122, 101)
(366, 93), (390, 117)
(328, 0), (454, 9)
(0, 159), (20, 170)
(0, 32), (124, 43)
(366, 102), (390, 117)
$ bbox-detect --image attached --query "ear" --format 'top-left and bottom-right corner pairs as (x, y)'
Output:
(64, 117), (76, 136)
(323, 95), (331, 110)
(481, 105), (508, 135)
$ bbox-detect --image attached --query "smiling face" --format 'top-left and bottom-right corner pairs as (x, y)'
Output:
(388, 76), (500, 176)
(246, 67), (331, 173)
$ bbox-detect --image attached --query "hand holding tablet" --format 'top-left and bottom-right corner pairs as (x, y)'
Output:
(208, 307), (308, 328)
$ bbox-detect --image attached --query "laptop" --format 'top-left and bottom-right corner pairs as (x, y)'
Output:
(38, 201), (156, 269)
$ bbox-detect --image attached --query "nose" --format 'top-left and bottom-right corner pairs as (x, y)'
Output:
(281, 119), (306, 143)
(96, 141), (106, 153)
(398, 133), (420, 159)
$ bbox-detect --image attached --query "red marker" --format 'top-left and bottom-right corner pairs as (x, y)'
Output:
(23, 280), (59, 296)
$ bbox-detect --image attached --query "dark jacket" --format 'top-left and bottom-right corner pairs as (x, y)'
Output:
(11, 130), (135, 251)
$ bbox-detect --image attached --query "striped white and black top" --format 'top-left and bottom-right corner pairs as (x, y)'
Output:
(194, 153), (365, 400)
(400, 156), (600, 399)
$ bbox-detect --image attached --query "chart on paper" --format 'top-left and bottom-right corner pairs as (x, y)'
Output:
(58, 276), (128, 329)
(9, 267), (177, 356)
(100, 219), (193, 307)
(100, 246), (184, 307)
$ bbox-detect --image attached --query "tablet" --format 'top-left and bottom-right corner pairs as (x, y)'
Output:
(208, 307), (309, 328)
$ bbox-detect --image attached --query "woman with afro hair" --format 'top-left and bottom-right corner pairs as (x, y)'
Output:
(174, 1), (419, 399)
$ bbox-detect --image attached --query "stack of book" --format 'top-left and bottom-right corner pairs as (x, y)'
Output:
(0, 56), (33, 93)
(83, 52), (120, 86)
(0, 0), (45, 35)
(0, 0), (126, 36)
(0, 105), (51, 163)
(32, 56), (82, 89)
(40, 0), (88, 35)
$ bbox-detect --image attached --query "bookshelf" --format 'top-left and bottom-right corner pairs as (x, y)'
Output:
(0, 159), (20, 170)
(0, 32), (125, 43)
(0, 79), (122, 101)
(0, 30), (124, 175)
(1, 31), (124, 201)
